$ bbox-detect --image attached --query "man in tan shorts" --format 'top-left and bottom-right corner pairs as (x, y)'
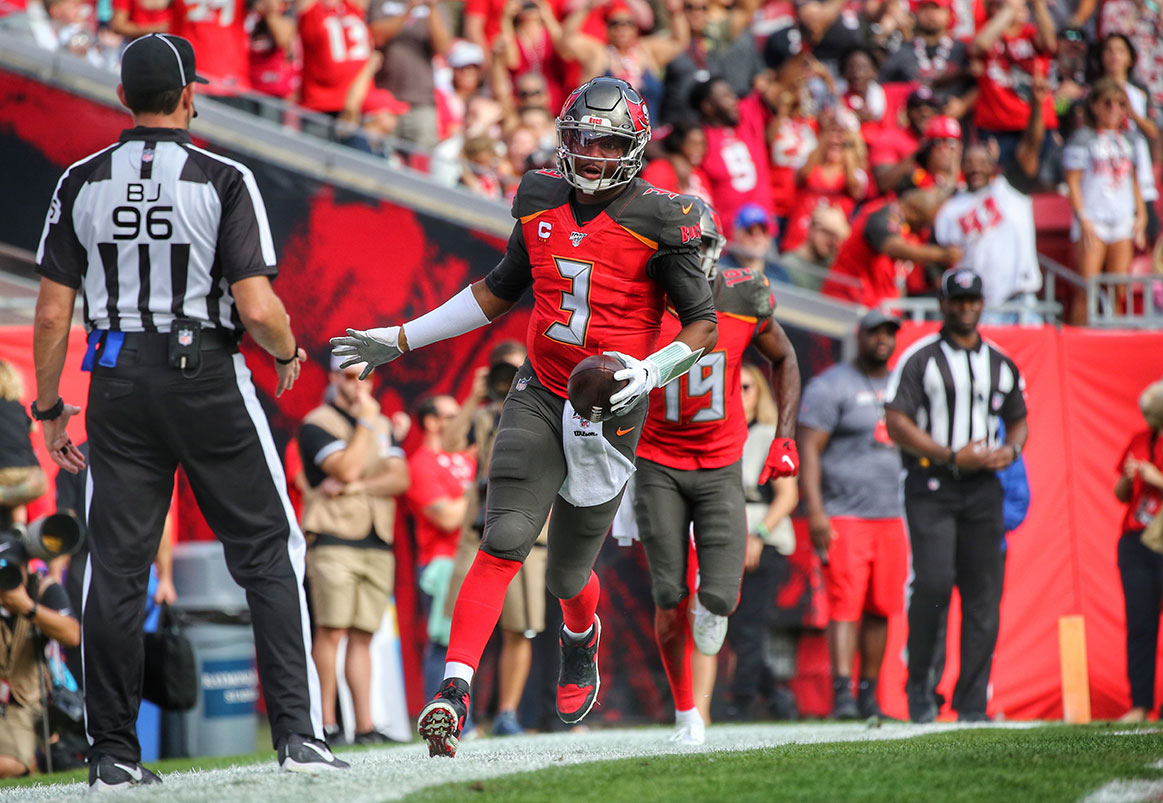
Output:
(443, 341), (547, 736)
(299, 358), (410, 745)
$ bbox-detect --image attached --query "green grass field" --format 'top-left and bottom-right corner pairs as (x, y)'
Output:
(3, 722), (1161, 802)
(409, 725), (1163, 803)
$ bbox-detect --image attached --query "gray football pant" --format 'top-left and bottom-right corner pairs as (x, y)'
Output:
(480, 362), (647, 600)
(633, 457), (748, 616)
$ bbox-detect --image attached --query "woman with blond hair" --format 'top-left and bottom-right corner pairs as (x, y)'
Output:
(1063, 78), (1148, 324)
(0, 361), (47, 528)
(1113, 379), (1163, 722)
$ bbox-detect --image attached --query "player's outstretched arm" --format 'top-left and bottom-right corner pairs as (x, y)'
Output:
(331, 280), (514, 380)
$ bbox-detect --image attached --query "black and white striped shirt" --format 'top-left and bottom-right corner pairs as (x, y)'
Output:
(886, 329), (1027, 462)
(36, 127), (277, 333)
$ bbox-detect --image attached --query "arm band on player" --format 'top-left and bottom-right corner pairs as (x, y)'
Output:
(649, 341), (704, 386)
(401, 286), (491, 350)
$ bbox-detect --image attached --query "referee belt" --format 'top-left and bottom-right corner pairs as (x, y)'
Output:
(82, 328), (238, 371)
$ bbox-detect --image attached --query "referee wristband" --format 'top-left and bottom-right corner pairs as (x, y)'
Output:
(275, 344), (298, 365)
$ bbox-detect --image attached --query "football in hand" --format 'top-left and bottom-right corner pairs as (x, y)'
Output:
(568, 354), (628, 423)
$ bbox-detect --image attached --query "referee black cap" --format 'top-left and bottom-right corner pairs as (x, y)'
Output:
(121, 34), (209, 96)
(940, 268), (984, 299)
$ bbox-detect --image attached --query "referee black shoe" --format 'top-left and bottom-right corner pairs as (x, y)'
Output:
(277, 733), (351, 773)
(88, 754), (162, 791)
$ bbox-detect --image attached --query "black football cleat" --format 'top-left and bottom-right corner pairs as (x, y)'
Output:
(418, 677), (471, 757)
(556, 616), (601, 724)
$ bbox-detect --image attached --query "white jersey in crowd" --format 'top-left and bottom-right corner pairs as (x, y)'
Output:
(933, 175), (1042, 306)
(1062, 127), (1140, 225)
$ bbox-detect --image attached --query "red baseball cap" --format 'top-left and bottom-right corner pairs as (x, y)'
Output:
(362, 88), (410, 116)
(924, 115), (962, 140)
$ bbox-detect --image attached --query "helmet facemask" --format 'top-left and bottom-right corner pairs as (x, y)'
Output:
(555, 78), (651, 194)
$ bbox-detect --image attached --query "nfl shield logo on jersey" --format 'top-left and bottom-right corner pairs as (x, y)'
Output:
(178, 327), (194, 347)
(570, 232), (587, 248)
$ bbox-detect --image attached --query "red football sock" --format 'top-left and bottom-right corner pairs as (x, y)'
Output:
(445, 551), (522, 668)
(560, 570), (601, 634)
(654, 598), (694, 711)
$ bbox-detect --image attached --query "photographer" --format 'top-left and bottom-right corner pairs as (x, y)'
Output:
(0, 557), (79, 777)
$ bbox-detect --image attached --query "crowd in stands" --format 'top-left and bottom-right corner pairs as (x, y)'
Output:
(6, 0), (1163, 320)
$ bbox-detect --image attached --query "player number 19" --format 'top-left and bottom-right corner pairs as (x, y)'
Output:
(664, 350), (726, 422)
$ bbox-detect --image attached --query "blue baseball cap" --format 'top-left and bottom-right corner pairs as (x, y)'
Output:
(734, 204), (770, 231)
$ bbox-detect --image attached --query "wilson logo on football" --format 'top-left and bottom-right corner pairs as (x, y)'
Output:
(678, 224), (702, 243)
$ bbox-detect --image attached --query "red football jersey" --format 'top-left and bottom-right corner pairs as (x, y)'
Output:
(975, 23), (1058, 132)
(171, 0), (250, 93)
(637, 266), (775, 470)
(297, 0), (372, 113)
(821, 199), (915, 308)
(510, 171), (704, 399)
(113, 0), (170, 29)
(700, 93), (774, 240)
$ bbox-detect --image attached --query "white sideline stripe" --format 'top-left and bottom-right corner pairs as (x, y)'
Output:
(232, 353), (323, 739)
(1082, 780), (1163, 803)
(0, 721), (1045, 802)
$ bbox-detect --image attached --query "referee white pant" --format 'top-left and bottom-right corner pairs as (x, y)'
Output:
(81, 334), (321, 762)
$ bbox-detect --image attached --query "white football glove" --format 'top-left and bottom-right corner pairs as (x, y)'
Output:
(606, 351), (661, 417)
(329, 327), (403, 380)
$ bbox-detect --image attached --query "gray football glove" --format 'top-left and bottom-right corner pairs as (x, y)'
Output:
(329, 327), (403, 380)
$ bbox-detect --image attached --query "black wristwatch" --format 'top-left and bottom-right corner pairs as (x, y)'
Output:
(26, 601), (39, 620)
(275, 343), (299, 365)
(30, 398), (64, 421)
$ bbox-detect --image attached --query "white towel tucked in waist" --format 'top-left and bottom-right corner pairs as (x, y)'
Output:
(559, 401), (636, 508)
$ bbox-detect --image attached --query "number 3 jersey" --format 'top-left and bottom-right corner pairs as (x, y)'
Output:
(637, 265), (776, 470)
(484, 169), (717, 399)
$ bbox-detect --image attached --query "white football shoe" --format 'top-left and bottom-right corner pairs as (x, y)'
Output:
(670, 709), (706, 746)
(691, 596), (728, 656)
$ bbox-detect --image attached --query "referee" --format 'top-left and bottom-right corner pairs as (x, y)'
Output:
(31, 34), (347, 789)
(885, 268), (1029, 724)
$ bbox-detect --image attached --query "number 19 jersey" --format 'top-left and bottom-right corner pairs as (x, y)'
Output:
(637, 265), (776, 470)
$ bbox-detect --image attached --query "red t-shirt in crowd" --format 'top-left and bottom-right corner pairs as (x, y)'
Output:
(247, 8), (299, 99)
(821, 198), (914, 307)
(113, 0), (171, 30)
(406, 444), (476, 565)
(975, 23), (1057, 132)
(780, 166), (862, 252)
(171, 0), (250, 93)
(639, 158), (714, 206)
(701, 93), (773, 240)
(1118, 430), (1163, 533)
(297, 0), (372, 113)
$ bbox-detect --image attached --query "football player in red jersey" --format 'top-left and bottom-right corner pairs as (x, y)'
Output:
(633, 197), (800, 744)
(331, 76), (718, 757)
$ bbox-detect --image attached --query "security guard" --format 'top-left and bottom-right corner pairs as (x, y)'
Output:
(885, 268), (1029, 724)
(31, 34), (347, 789)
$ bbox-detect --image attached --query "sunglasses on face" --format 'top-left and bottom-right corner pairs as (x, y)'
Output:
(518, 88), (545, 98)
(607, 17), (636, 26)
